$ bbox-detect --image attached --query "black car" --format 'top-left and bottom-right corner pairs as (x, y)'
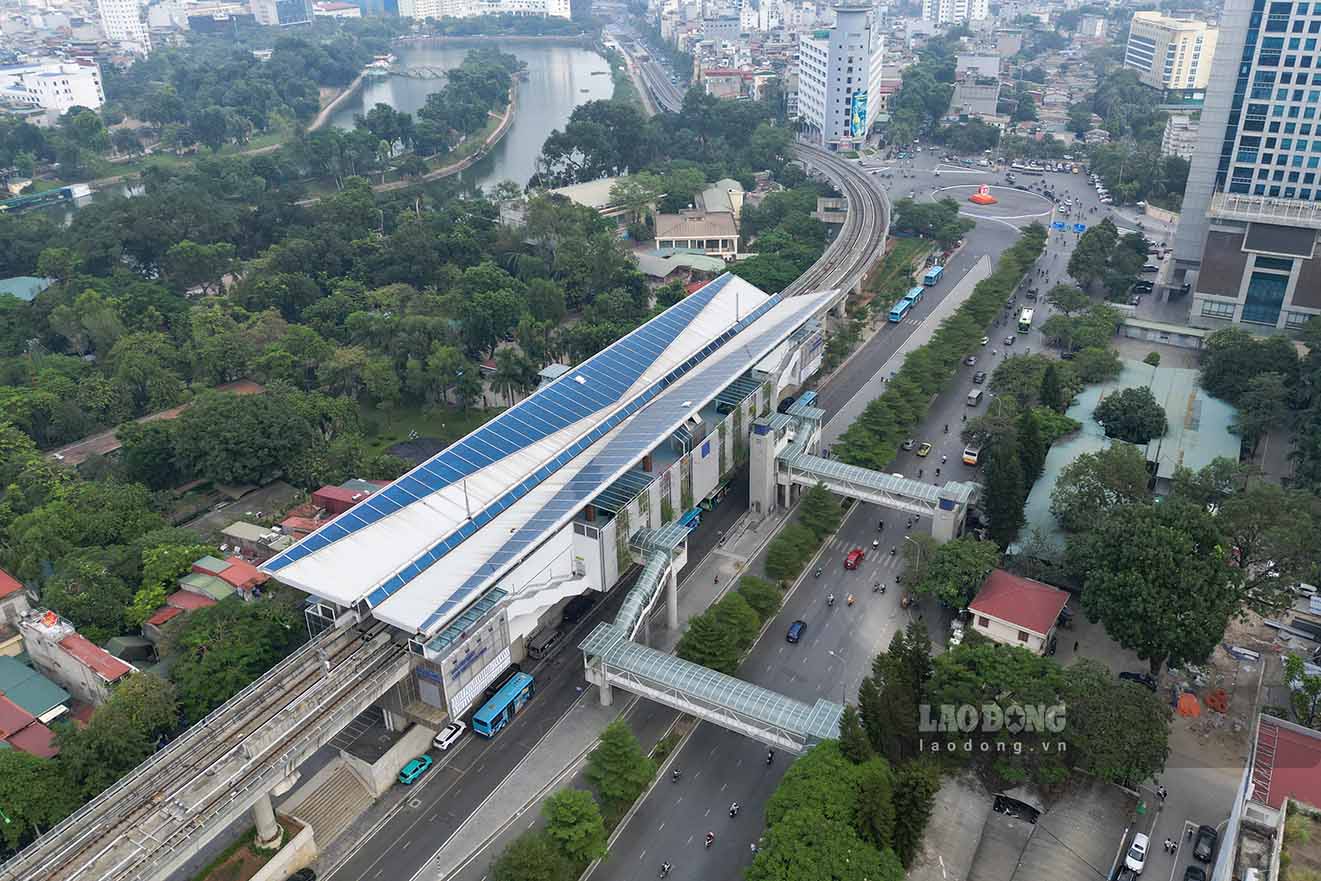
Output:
(973, 370), (987, 384)
(1194, 824), (1218, 862)
(286, 871), (317, 881)
(1132, 281), (1154, 292)
(1184, 867), (1207, 881)
(1119, 671), (1158, 691)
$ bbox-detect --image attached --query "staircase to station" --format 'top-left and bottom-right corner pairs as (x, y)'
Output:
(281, 760), (374, 848)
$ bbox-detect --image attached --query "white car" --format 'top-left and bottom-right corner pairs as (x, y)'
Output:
(1126, 833), (1150, 874)
(433, 720), (467, 751)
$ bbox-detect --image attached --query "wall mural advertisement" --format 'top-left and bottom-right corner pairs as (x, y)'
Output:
(850, 90), (869, 139)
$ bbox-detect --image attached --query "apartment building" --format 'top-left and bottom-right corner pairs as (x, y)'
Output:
(796, 4), (884, 150)
(1124, 12), (1218, 94)
(0, 60), (104, 114)
(921, 0), (987, 27)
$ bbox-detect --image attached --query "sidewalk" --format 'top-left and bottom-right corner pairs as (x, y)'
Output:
(823, 255), (993, 447)
(416, 505), (795, 880)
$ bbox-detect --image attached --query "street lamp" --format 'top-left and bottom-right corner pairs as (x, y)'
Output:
(827, 649), (848, 704)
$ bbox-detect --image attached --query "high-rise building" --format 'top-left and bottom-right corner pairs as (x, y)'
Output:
(95, 0), (151, 51)
(796, 4), (883, 151)
(920, 0), (987, 27)
(1174, 0), (1321, 331)
(1123, 12), (1218, 96)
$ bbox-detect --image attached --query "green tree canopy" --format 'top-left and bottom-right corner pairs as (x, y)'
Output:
(1049, 442), (1151, 533)
(541, 789), (607, 864)
(1093, 386), (1167, 443)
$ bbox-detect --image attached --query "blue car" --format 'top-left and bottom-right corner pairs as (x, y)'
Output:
(398, 755), (433, 785)
(786, 620), (806, 643)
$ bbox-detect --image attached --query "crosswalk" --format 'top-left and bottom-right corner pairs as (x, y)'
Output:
(817, 536), (920, 572)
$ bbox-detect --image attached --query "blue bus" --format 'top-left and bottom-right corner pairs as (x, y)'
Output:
(472, 672), (535, 737)
(888, 297), (913, 322)
(906, 285), (925, 304)
(923, 265), (944, 285)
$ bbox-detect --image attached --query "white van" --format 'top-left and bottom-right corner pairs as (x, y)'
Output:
(967, 389), (984, 406)
(527, 628), (563, 660)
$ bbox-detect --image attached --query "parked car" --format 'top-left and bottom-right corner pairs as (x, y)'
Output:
(902, 438), (917, 451)
(973, 370), (987, 384)
(398, 755), (434, 785)
(786, 620), (807, 643)
(965, 355), (977, 365)
(1125, 833), (1150, 874)
(1140, 264), (1159, 273)
(1119, 671), (1158, 691)
(980, 335), (990, 345)
(286, 871), (316, 881)
(1129, 294), (1142, 306)
(1184, 867), (1207, 881)
(1133, 281), (1154, 292)
(1194, 825), (1219, 862)
(917, 442), (932, 457)
(433, 721), (467, 752)
(1004, 335), (1016, 346)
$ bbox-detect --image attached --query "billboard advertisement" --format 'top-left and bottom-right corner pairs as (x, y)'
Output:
(850, 90), (869, 139)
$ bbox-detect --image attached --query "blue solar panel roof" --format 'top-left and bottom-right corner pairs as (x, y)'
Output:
(263, 275), (736, 576)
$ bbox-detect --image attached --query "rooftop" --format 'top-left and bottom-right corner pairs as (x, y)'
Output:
(634, 251), (729, 279)
(1250, 715), (1321, 810)
(262, 274), (834, 638)
(548, 176), (627, 212)
(0, 275), (51, 302)
(58, 633), (133, 683)
(654, 211), (739, 241)
(969, 570), (1069, 636)
(0, 656), (70, 717)
(0, 566), (22, 599)
(165, 590), (218, 611)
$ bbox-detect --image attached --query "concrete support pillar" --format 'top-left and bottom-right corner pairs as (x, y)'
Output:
(642, 454), (653, 472)
(931, 491), (964, 544)
(382, 708), (405, 732)
(253, 792), (283, 849)
(598, 666), (613, 707)
(585, 505), (596, 523)
(666, 565), (679, 631)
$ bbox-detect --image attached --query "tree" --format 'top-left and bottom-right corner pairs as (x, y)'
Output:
(737, 575), (782, 622)
(41, 550), (135, 644)
(983, 435), (1026, 548)
(57, 672), (179, 799)
(1093, 386), (1167, 443)
(1039, 363), (1066, 412)
(891, 762), (942, 867)
(748, 806), (904, 881)
(1063, 659), (1171, 786)
(838, 704), (875, 763)
(162, 240), (235, 296)
(1213, 480), (1318, 613)
(585, 719), (656, 812)
(798, 482), (843, 540)
(128, 540), (214, 627)
(607, 172), (664, 224)
(912, 537), (1001, 608)
(172, 389), (318, 485)
(854, 759), (896, 850)
(676, 607), (743, 674)
(1232, 372), (1289, 453)
(1067, 501), (1238, 675)
(764, 523), (818, 583)
(1050, 443), (1151, 533)
(490, 831), (573, 881)
(541, 789), (607, 863)
(1285, 653), (1321, 727)
(1017, 408), (1046, 486)
(858, 622), (932, 765)
(1200, 327), (1299, 406)
(0, 750), (80, 851)
(1071, 346), (1122, 383)
(169, 593), (305, 722)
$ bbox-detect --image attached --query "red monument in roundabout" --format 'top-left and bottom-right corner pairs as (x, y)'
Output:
(969, 184), (997, 205)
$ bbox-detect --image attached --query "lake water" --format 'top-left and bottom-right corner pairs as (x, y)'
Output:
(328, 41), (614, 191)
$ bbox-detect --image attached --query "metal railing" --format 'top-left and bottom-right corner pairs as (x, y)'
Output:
(1209, 192), (1321, 229)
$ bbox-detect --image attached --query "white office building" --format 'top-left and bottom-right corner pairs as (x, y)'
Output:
(95, 0), (151, 51)
(0, 61), (105, 115)
(796, 4), (884, 150)
(397, 0), (570, 18)
(1123, 11), (1217, 93)
(921, 0), (987, 27)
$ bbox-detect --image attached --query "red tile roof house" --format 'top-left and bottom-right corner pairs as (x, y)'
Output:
(141, 590), (218, 646)
(968, 570), (1070, 656)
(0, 694), (58, 757)
(0, 565), (31, 627)
(18, 610), (136, 707)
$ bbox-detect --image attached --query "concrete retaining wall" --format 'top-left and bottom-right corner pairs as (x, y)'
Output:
(1143, 204), (1179, 225)
(341, 723), (436, 798)
(251, 821), (317, 881)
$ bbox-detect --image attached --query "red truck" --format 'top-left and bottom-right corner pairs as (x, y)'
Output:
(844, 548), (865, 570)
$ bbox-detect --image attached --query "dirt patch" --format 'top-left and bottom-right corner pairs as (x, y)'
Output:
(194, 818), (302, 881)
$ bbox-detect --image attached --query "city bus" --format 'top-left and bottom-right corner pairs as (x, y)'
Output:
(923, 265), (944, 285)
(888, 296), (914, 323)
(472, 671), (535, 737)
(906, 285), (925, 304)
(1018, 308), (1034, 333)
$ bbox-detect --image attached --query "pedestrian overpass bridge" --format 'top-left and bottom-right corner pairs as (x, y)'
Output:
(578, 396), (976, 753)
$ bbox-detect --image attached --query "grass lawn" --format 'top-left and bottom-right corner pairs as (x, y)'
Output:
(362, 402), (502, 456)
(864, 238), (933, 304)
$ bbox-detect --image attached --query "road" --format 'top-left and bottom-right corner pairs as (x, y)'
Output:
(590, 150), (1152, 880)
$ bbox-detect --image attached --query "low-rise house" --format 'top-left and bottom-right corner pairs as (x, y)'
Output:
(220, 520), (292, 562)
(19, 610), (135, 706)
(968, 569), (1069, 656)
(654, 210), (740, 259)
(0, 695), (58, 757)
(0, 655), (70, 724)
